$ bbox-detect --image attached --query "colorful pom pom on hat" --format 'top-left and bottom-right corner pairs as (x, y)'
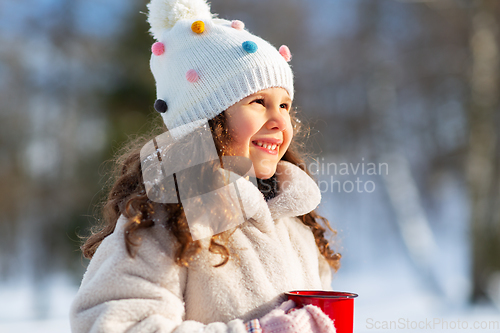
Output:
(147, 0), (294, 138)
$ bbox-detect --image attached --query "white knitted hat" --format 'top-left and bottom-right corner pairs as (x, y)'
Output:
(147, 0), (294, 137)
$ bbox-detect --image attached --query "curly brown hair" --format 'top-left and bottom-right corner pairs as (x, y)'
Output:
(82, 109), (341, 271)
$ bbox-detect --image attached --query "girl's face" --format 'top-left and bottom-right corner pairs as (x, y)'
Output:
(225, 87), (293, 179)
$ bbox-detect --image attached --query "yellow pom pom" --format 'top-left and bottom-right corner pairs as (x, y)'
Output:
(191, 21), (205, 34)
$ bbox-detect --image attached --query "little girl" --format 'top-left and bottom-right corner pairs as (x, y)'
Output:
(70, 0), (341, 332)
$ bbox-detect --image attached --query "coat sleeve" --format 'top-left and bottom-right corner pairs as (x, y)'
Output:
(70, 215), (247, 333)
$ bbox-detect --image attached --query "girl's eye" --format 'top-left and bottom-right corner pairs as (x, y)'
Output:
(252, 99), (265, 105)
(280, 103), (290, 110)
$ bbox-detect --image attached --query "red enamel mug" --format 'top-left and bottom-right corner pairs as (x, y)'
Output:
(285, 290), (358, 333)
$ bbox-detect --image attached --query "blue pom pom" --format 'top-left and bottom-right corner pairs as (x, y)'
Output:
(242, 41), (258, 53)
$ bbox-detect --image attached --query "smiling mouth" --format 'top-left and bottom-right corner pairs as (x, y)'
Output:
(252, 140), (280, 155)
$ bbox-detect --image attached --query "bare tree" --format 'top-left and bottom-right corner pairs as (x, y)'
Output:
(466, 0), (500, 303)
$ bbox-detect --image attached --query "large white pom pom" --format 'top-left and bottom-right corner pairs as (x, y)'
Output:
(147, 0), (213, 40)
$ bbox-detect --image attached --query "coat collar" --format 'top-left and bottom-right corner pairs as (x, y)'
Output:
(233, 160), (322, 233)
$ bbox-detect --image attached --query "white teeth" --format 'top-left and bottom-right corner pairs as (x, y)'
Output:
(255, 141), (279, 150)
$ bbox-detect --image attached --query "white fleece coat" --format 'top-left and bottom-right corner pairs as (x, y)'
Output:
(70, 160), (333, 333)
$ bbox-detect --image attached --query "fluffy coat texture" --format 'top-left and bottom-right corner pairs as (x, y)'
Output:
(70, 161), (333, 333)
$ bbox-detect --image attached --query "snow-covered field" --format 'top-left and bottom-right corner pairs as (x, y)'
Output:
(334, 264), (500, 332)
(0, 274), (76, 333)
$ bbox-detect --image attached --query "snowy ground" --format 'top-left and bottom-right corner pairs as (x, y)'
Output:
(0, 274), (76, 333)
(333, 264), (500, 332)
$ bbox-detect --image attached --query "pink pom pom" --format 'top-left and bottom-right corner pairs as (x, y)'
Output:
(186, 69), (199, 83)
(279, 45), (292, 62)
(152, 42), (165, 56)
(231, 20), (245, 30)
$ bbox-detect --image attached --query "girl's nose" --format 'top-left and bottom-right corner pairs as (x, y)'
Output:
(266, 105), (288, 131)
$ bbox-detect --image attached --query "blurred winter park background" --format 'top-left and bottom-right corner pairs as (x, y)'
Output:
(1, 0), (500, 331)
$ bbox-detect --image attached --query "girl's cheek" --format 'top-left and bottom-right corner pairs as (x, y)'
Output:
(280, 124), (293, 156)
(285, 120), (293, 142)
(240, 121), (259, 143)
(233, 126), (253, 145)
